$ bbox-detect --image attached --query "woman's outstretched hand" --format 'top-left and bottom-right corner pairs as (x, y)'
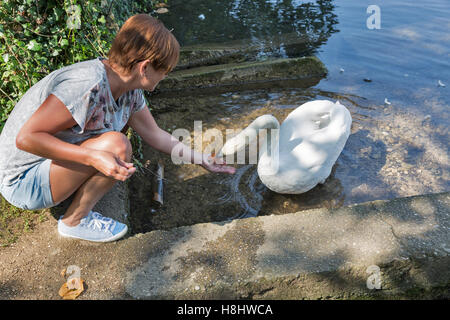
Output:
(201, 153), (236, 174)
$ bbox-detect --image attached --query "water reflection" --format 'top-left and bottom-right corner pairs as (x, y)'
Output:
(158, 0), (339, 57)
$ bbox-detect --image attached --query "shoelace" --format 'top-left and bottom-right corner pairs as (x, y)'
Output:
(84, 212), (115, 232)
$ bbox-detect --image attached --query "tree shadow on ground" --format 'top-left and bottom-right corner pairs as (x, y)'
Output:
(251, 192), (450, 299)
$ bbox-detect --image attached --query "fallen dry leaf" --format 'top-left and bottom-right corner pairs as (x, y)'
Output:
(155, 3), (168, 8)
(60, 268), (66, 278)
(58, 278), (85, 300)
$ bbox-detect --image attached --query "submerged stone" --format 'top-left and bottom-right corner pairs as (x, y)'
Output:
(178, 46), (250, 70)
(177, 33), (321, 70)
(157, 56), (327, 92)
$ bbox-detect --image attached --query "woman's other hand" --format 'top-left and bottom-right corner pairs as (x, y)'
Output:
(201, 153), (236, 174)
(89, 150), (136, 181)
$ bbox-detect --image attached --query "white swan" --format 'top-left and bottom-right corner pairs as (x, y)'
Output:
(218, 100), (352, 194)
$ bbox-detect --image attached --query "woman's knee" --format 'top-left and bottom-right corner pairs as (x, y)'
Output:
(103, 131), (132, 162)
(84, 131), (132, 162)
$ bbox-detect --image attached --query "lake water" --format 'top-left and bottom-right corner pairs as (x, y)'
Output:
(129, 0), (449, 232)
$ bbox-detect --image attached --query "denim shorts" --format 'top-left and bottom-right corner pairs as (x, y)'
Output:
(0, 159), (57, 210)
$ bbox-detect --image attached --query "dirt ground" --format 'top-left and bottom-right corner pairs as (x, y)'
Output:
(0, 211), (134, 300)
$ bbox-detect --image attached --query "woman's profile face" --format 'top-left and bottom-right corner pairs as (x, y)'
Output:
(139, 61), (167, 92)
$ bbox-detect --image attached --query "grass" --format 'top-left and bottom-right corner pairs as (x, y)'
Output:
(0, 196), (48, 247)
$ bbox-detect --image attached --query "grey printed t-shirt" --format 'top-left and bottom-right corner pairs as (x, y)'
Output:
(0, 57), (146, 186)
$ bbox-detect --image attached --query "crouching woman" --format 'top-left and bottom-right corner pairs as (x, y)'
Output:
(0, 14), (235, 243)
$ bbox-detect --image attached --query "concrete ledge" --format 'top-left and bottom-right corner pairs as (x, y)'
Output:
(123, 192), (449, 299)
(49, 182), (130, 224)
(93, 182), (130, 224)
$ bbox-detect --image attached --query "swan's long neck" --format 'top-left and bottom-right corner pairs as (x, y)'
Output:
(218, 115), (280, 168)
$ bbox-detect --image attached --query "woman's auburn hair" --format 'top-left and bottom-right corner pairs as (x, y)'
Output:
(108, 14), (180, 75)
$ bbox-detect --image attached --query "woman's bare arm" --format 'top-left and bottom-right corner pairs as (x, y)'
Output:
(127, 106), (235, 174)
(127, 104), (199, 162)
(16, 94), (133, 181)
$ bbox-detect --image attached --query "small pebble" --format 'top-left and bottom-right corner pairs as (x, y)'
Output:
(155, 8), (169, 14)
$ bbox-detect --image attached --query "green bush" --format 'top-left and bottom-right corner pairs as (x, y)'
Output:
(0, 0), (159, 132)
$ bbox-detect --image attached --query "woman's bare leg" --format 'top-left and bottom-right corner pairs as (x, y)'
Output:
(49, 131), (132, 226)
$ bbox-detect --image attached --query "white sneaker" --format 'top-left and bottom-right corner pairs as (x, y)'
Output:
(58, 211), (128, 242)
